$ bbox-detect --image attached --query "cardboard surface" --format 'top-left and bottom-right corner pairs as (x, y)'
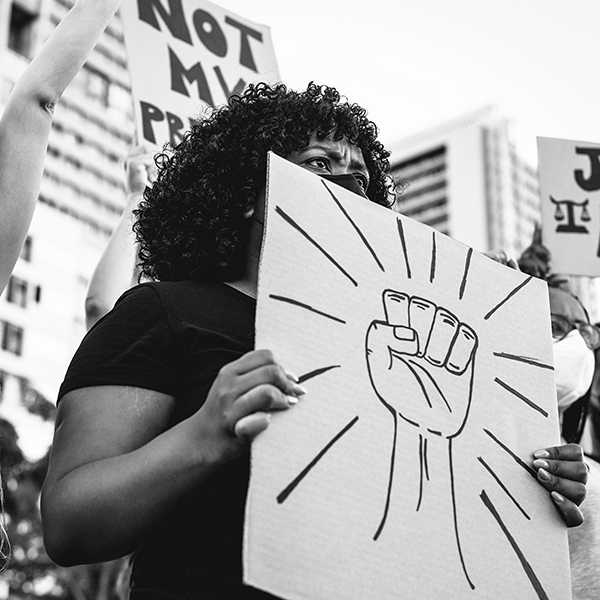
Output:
(244, 153), (572, 599)
(120, 0), (279, 149)
(538, 136), (600, 276)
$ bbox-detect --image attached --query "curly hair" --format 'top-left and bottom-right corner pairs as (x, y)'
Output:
(133, 82), (395, 282)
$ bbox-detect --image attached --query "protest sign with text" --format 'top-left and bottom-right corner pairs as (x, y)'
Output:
(538, 136), (600, 276)
(120, 0), (280, 149)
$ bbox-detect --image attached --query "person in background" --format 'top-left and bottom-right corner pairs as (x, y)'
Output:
(588, 346), (600, 461)
(85, 146), (156, 330)
(0, 0), (122, 572)
(517, 226), (598, 444)
(0, 0), (122, 296)
(41, 83), (588, 599)
(517, 229), (600, 600)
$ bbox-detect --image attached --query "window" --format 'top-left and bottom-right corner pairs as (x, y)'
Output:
(1, 321), (24, 356)
(8, 4), (37, 59)
(21, 236), (32, 262)
(86, 68), (110, 107)
(6, 276), (28, 308)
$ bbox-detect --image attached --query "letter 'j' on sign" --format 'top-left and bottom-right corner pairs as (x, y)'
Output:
(120, 0), (279, 149)
(538, 136), (600, 276)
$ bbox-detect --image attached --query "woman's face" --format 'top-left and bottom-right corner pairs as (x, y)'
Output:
(548, 287), (588, 324)
(286, 132), (370, 192)
(253, 133), (369, 225)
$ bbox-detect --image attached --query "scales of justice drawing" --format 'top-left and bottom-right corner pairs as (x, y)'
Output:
(539, 137), (600, 275)
(244, 153), (572, 600)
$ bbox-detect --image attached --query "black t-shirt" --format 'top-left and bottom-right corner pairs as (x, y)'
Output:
(59, 280), (278, 599)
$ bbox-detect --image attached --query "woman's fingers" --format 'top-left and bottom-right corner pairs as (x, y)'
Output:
(207, 349), (306, 439)
(549, 492), (584, 527)
(235, 363), (307, 398)
(234, 412), (271, 439)
(533, 444), (588, 487)
(534, 461), (587, 503)
(226, 383), (300, 431)
(225, 349), (280, 376)
(532, 443), (587, 527)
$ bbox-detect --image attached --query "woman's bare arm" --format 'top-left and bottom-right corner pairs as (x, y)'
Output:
(85, 148), (157, 329)
(0, 0), (122, 293)
(41, 350), (305, 566)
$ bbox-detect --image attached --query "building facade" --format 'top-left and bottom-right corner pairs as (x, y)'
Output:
(0, 0), (133, 459)
(387, 106), (600, 321)
(388, 106), (541, 256)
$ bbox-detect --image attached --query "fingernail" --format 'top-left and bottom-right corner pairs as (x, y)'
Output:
(293, 384), (308, 396)
(533, 459), (549, 470)
(551, 491), (564, 504)
(533, 450), (550, 459)
(287, 395), (298, 405)
(285, 370), (299, 383)
(538, 468), (551, 481)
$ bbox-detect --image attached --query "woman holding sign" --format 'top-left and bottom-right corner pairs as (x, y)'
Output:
(42, 83), (588, 599)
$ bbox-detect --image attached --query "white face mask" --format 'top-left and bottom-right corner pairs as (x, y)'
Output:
(553, 329), (595, 413)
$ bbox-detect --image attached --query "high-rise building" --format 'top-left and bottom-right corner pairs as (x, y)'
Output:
(388, 106), (541, 257)
(387, 106), (600, 320)
(0, 0), (133, 458)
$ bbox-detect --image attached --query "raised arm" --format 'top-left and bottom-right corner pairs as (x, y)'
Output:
(85, 148), (156, 329)
(0, 0), (122, 293)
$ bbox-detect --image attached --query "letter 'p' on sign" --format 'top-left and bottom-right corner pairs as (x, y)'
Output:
(121, 0), (280, 148)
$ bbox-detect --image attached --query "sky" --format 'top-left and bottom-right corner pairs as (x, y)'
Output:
(215, 0), (600, 166)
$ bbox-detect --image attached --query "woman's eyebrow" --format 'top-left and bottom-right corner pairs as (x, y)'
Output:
(305, 144), (368, 172)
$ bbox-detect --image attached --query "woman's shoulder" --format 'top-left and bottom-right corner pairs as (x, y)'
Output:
(115, 279), (255, 328)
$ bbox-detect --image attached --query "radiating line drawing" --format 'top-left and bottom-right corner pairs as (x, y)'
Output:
(484, 276), (534, 320)
(396, 217), (412, 279)
(480, 490), (550, 600)
(492, 352), (554, 370)
(268, 294), (347, 324)
(322, 181), (385, 272)
(459, 248), (473, 300)
(484, 429), (538, 479)
(478, 456), (530, 520)
(298, 365), (341, 385)
(494, 378), (549, 417)
(277, 416), (359, 504)
(275, 205), (358, 287)
(430, 231), (437, 283)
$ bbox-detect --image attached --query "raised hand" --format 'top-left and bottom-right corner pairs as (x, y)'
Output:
(366, 289), (478, 438)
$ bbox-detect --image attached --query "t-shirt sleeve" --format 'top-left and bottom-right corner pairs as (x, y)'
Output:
(58, 284), (178, 401)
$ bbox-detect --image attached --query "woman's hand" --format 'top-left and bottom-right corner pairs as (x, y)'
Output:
(483, 248), (519, 270)
(194, 349), (306, 460)
(532, 443), (588, 526)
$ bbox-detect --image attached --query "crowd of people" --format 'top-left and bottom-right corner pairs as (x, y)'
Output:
(0, 1), (598, 599)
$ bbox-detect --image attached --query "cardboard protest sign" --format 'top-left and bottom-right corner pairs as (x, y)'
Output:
(538, 136), (600, 276)
(120, 0), (279, 149)
(244, 153), (572, 599)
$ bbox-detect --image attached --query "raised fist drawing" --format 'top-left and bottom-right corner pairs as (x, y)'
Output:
(366, 290), (478, 438)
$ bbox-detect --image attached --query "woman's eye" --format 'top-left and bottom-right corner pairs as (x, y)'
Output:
(306, 157), (329, 171)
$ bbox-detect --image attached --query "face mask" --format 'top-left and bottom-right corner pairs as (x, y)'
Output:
(320, 173), (368, 199)
(553, 329), (595, 413)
